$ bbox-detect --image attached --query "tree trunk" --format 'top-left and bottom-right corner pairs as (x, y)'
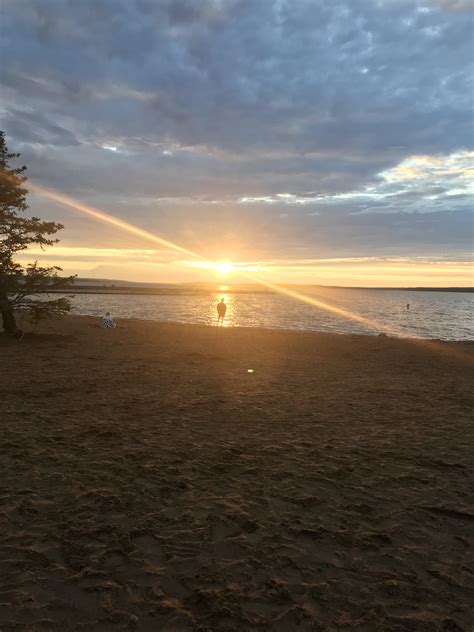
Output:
(0, 291), (22, 337)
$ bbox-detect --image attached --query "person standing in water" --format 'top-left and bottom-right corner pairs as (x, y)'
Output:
(217, 298), (227, 325)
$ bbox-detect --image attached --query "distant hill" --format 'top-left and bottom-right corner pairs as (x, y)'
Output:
(73, 277), (179, 288)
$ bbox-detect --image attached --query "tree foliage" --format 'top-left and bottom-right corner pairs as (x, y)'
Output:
(0, 130), (75, 334)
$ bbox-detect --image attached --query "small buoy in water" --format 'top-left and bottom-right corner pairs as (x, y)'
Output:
(247, 369), (254, 373)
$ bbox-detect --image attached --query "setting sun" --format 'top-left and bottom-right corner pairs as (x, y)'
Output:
(217, 261), (233, 276)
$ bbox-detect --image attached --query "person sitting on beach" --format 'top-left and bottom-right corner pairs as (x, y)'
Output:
(90, 312), (117, 328)
(217, 298), (227, 325)
(101, 311), (116, 328)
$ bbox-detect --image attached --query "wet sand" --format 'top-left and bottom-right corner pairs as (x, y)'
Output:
(1, 316), (473, 631)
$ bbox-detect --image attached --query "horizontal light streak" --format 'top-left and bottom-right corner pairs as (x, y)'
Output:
(20, 247), (473, 268)
(19, 249), (472, 285)
(19, 246), (172, 259)
(186, 260), (263, 272)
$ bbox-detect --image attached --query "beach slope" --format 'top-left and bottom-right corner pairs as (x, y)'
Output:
(1, 317), (473, 631)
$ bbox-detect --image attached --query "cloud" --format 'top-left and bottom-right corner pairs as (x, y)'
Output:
(0, 0), (472, 264)
(428, 0), (474, 12)
(2, 106), (80, 147)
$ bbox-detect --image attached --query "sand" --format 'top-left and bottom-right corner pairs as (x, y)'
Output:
(1, 316), (473, 631)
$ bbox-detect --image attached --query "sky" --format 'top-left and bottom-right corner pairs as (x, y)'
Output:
(1, 0), (473, 286)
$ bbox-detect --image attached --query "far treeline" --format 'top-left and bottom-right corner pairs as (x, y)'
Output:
(42, 283), (474, 295)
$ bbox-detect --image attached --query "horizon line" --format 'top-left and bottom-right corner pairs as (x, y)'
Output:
(57, 277), (474, 292)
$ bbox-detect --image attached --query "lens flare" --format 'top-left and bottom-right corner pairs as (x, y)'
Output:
(241, 272), (397, 336)
(1, 171), (471, 362)
(27, 181), (205, 262)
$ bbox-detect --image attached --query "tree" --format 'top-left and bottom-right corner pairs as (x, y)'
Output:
(0, 131), (75, 337)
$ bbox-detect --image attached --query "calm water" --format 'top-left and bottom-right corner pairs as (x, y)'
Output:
(59, 288), (473, 341)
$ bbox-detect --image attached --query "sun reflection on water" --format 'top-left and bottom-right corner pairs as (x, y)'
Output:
(210, 292), (234, 327)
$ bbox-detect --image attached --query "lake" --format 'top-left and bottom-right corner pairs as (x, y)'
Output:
(54, 287), (474, 341)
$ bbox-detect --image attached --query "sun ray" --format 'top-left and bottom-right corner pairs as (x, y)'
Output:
(240, 272), (399, 336)
(27, 181), (206, 262)
(2, 173), (471, 362)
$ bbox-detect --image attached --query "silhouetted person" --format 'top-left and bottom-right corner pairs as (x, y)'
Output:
(407, 303), (410, 310)
(217, 298), (227, 325)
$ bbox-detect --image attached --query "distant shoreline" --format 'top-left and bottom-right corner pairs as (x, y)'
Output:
(43, 285), (474, 295)
(44, 287), (277, 295)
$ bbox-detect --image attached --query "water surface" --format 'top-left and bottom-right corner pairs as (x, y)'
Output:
(55, 287), (474, 341)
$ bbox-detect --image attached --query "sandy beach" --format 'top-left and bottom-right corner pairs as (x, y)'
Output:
(1, 316), (473, 631)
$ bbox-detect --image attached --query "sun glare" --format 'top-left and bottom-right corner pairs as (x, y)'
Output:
(217, 261), (233, 276)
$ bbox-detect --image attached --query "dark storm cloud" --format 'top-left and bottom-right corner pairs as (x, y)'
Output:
(1, 0), (472, 258)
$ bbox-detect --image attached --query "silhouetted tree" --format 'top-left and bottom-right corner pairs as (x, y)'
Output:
(0, 131), (75, 337)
